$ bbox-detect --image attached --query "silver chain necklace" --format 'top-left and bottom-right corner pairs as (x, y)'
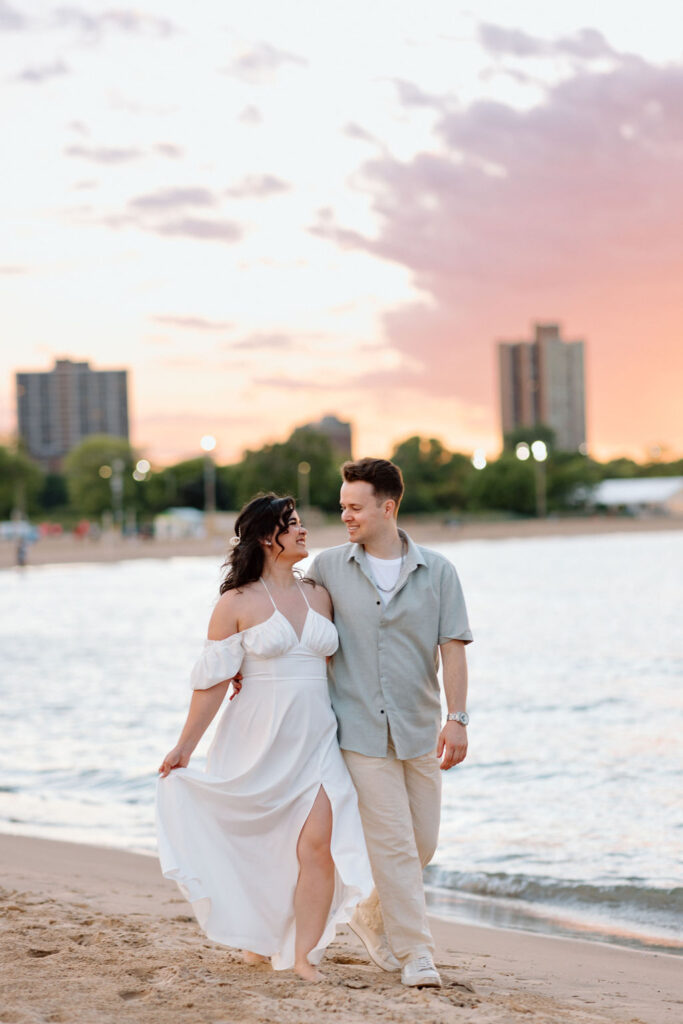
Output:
(368, 542), (406, 593)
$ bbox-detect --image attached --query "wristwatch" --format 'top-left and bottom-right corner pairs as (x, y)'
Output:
(446, 711), (469, 726)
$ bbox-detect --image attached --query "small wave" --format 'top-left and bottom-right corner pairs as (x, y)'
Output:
(424, 866), (683, 919)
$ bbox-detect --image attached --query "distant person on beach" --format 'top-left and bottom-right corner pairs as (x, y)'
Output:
(308, 457), (472, 989)
(156, 494), (372, 982)
(16, 537), (28, 567)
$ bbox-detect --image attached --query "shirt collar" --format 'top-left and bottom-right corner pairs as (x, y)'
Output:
(345, 529), (426, 570)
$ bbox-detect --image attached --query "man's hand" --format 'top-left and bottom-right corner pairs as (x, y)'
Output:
(437, 721), (467, 771)
(229, 673), (243, 701)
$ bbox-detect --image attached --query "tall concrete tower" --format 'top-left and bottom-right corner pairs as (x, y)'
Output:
(16, 358), (129, 470)
(498, 323), (586, 452)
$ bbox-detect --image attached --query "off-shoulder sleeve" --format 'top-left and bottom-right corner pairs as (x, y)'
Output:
(189, 633), (244, 690)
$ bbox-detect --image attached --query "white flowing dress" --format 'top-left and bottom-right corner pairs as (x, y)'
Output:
(155, 580), (373, 970)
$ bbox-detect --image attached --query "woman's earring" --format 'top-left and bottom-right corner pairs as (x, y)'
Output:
(265, 541), (272, 546)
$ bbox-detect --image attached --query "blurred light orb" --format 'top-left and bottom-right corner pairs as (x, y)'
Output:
(132, 469), (146, 482)
(531, 440), (548, 462)
(298, 460), (311, 475)
(136, 459), (151, 474)
(471, 449), (487, 470)
(200, 435), (217, 452)
(99, 465), (112, 479)
(515, 442), (530, 461)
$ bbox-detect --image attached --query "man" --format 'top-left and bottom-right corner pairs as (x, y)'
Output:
(308, 457), (472, 989)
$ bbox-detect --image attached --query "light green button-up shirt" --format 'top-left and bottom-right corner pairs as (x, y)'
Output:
(308, 530), (473, 759)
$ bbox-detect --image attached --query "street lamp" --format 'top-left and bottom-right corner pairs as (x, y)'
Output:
(531, 441), (548, 518)
(471, 449), (487, 471)
(297, 461), (311, 510)
(200, 435), (217, 533)
(133, 458), (150, 482)
(110, 458), (125, 527)
(516, 440), (548, 517)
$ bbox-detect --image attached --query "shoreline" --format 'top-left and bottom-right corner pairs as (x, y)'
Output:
(2, 514), (681, 570)
(2, 823), (678, 958)
(2, 833), (681, 1024)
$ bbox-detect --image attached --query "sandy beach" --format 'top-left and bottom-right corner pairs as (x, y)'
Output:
(2, 515), (681, 570)
(1, 834), (680, 1024)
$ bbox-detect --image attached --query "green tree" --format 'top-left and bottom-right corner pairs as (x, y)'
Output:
(641, 458), (683, 477)
(390, 436), (474, 513)
(465, 454), (536, 515)
(600, 457), (639, 479)
(143, 459), (239, 514)
(147, 458), (205, 511)
(0, 446), (44, 519)
(545, 453), (603, 510)
(236, 428), (340, 511)
(39, 473), (69, 512)
(63, 435), (135, 519)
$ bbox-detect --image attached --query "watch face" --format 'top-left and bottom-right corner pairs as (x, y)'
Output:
(449, 712), (469, 725)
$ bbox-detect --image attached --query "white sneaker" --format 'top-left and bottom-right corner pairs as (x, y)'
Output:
(401, 954), (442, 988)
(347, 916), (400, 972)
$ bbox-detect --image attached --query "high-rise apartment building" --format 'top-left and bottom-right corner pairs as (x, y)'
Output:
(16, 359), (129, 470)
(498, 323), (586, 452)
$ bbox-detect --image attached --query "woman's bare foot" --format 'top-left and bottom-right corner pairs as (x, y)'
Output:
(241, 950), (269, 966)
(294, 959), (324, 982)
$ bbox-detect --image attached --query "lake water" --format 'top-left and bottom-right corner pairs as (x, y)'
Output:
(1, 531), (681, 953)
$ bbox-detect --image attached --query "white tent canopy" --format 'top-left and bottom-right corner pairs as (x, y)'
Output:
(587, 476), (683, 512)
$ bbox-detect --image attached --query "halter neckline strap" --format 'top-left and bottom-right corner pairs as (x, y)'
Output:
(259, 576), (310, 610)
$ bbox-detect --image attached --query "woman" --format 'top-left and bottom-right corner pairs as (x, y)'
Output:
(156, 494), (372, 982)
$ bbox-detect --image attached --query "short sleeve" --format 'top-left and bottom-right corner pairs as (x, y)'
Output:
(190, 633), (244, 690)
(306, 554), (324, 587)
(438, 562), (473, 645)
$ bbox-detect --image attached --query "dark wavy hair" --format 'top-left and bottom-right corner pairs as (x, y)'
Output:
(219, 493), (296, 594)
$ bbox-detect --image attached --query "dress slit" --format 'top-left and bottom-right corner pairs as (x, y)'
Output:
(295, 783), (332, 860)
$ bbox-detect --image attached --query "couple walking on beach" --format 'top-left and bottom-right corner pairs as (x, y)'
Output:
(156, 457), (472, 986)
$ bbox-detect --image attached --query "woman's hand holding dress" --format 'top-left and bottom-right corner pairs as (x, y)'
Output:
(158, 743), (193, 777)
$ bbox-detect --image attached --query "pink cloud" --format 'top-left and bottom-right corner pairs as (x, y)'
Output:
(478, 24), (616, 61)
(317, 50), (683, 454)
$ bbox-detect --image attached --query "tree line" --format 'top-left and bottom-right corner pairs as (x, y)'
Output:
(1, 427), (682, 526)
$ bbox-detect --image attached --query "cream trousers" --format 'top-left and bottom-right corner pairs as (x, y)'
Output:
(342, 739), (442, 963)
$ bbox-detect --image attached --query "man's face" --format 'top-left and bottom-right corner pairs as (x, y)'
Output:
(340, 480), (392, 545)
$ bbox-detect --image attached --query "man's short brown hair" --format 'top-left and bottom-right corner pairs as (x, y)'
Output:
(341, 457), (404, 510)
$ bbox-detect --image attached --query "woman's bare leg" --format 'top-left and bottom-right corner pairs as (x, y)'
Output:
(293, 787), (335, 981)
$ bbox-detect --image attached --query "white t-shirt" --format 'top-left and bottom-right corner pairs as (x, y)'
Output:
(366, 553), (403, 606)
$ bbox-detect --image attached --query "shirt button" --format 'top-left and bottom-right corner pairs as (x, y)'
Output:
(376, 600), (380, 606)
(380, 709), (385, 714)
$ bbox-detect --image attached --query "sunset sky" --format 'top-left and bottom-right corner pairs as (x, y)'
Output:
(2, 1), (682, 466)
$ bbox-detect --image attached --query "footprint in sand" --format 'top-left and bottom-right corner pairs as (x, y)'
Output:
(128, 966), (159, 982)
(118, 989), (146, 1000)
(446, 978), (476, 993)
